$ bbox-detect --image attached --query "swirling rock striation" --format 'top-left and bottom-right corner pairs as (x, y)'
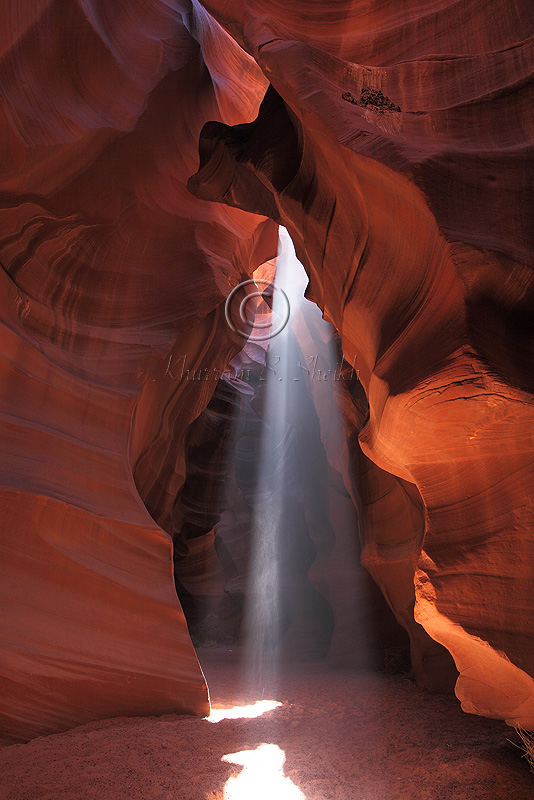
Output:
(0, 0), (533, 742)
(0, 0), (276, 743)
(189, 0), (534, 727)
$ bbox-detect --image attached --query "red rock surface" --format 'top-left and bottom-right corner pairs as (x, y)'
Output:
(188, 0), (534, 728)
(0, 0), (275, 743)
(0, 0), (533, 743)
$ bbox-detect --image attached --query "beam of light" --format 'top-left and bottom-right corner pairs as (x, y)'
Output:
(242, 226), (363, 683)
(204, 700), (282, 723)
(222, 744), (306, 800)
(243, 229), (304, 688)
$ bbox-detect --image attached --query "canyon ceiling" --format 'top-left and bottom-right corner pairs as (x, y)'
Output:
(0, 0), (533, 744)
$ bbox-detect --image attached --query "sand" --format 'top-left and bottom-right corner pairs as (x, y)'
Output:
(1, 647), (532, 800)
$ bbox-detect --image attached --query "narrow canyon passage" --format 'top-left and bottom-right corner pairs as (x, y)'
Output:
(171, 228), (416, 690)
(2, 231), (531, 798)
(1, 647), (531, 800)
(173, 228), (378, 675)
(0, 0), (533, 795)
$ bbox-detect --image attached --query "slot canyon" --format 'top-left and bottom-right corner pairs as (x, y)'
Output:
(0, 1), (533, 798)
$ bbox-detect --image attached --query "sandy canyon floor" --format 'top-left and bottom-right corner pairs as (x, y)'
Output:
(1, 646), (532, 800)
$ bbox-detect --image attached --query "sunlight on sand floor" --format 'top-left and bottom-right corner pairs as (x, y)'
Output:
(204, 700), (282, 723)
(222, 744), (306, 800)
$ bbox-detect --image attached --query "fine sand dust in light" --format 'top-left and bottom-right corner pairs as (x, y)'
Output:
(0, 647), (532, 800)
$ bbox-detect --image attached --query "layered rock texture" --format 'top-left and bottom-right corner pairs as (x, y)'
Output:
(0, 0), (276, 744)
(189, 0), (534, 727)
(1, 0), (533, 743)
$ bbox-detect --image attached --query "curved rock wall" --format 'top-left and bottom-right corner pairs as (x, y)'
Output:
(0, 0), (275, 743)
(0, 0), (533, 741)
(189, 1), (534, 727)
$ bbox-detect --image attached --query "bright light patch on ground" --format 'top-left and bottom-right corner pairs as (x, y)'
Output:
(204, 700), (282, 723)
(222, 744), (306, 800)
